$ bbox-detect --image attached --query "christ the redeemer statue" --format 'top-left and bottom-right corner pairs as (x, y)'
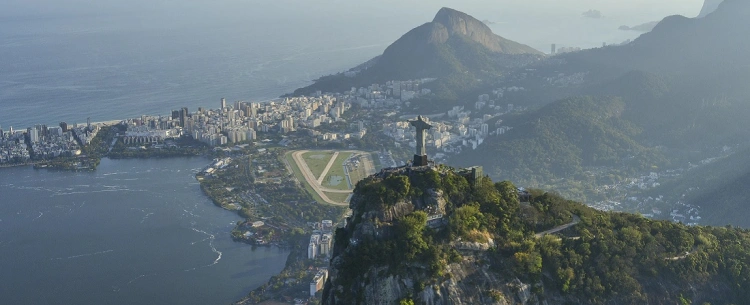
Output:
(410, 115), (432, 166)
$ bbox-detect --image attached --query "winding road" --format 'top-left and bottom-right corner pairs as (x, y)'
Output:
(535, 215), (581, 238)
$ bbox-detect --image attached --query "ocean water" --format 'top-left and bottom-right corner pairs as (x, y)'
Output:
(0, 158), (289, 305)
(0, 1), (390, 129)
(0, 0), (702, 129)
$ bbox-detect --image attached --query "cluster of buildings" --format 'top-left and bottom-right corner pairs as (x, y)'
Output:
(550, 43), (582, 54)
(201, 157), (232, 177)
(111, 77), (498, 151)
(120, 115), (182, 145)
(307, 220), (334, 297)
(330, 79), (438, 114)
(349, 79), (435, 105)
(307, 220), (334, 260)
(586, 162), (706, 226)
(118, 95), (355, 147)
(0, 122), (96, 164)
(72, 122), (100, 147)
(382, 93), (519, 162)
(2, 74), (519, 169)
(0, 127), (30, 163)
(546, 72), (588, 87)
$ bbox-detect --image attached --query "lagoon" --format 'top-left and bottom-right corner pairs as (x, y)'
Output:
(0, 157), (288, 305)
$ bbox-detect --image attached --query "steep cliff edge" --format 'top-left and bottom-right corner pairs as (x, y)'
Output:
(429, 7), (541, 55)
(322, 165), (750, 304)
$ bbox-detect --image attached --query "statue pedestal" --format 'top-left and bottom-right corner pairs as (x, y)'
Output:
(413, 155), (428, 166)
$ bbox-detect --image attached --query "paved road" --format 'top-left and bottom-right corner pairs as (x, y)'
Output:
(317, 152), (340, 184)
(535, 215), (581, 238)
(665, 247), (697, 261)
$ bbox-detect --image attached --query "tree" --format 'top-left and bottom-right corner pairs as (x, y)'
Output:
(495, 181), (519, 204)
(449, 205), (483, 239)
(399, 299), (415, 305)
(397, 211), (428, 261)
(513, 251), (542, 277)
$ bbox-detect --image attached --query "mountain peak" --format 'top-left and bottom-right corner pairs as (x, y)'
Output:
(292, 7), (541, 97)
(427, 7), (540, 54)
(704, 0), (750, 19)
(697, 0), (724, 18)
(432, 7), (493, 42)
(433, 7), (471, 23)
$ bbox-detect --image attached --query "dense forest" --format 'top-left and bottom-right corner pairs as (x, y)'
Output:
(453, 96), (666, 186)
(324, 166), (750, 304)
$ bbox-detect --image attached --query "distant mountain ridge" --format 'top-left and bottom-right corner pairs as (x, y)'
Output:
(618, 21), (658, 32)
(292, 7), (541, 96)
(698, 0), (724, 18)
(451, 0), (750, 204)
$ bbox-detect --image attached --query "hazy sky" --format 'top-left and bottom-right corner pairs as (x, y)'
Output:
(1, 0), (708, 52)
(2, 0), (706, 19)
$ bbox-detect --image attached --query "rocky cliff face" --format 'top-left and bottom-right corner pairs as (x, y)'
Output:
(363, 7), (541, 83)
(430, 7), (539, 54)
(376, 7), (540, 56)
(327, 255), (536, 305)
(320, 165), (750, 305)
(321, 166), (539, 305)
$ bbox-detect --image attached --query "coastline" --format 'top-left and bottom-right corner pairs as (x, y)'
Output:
(0, 162), (38, 168)
(2, 79), (353, 305)
(3, 95), (360, 304)
(195, 145), (348, 303)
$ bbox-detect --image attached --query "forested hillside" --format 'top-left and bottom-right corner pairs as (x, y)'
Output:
(323, 165), (750, 304)
(452, 96), (666, 186)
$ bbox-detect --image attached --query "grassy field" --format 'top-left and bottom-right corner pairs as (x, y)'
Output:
(302, 151), (334, 180)
(285, 152), (327, 205)
(325, 192), (352, 204)
(324, 152), (353, 191)
(286, 150), (374, 205)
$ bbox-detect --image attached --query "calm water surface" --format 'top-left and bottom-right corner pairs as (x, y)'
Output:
(0, 157), (288, 305)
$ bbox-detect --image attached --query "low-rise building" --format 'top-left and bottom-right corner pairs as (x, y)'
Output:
(310, 268), (329, 296)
